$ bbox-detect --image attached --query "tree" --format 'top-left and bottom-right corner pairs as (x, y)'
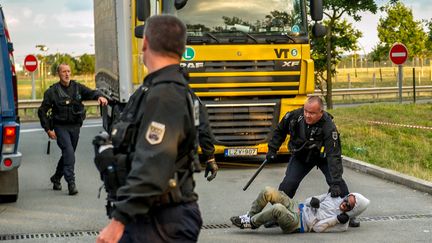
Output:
(315, 0), (377, 108)
(425, 19), (432, 56)
(312, 19), (362, 93)
(377, 2), (428, 65)
(76, 54), (95, 74)
(370, 44), (388, 65)
(50, 54), (77, 75)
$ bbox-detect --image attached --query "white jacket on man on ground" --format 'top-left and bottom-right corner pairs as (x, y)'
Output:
(302, 192), (370, 232)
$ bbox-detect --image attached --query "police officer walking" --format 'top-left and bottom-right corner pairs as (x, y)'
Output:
(38, 63), (108, 195)
(266, 96), (359, 227)
(97, 15), (206, 242)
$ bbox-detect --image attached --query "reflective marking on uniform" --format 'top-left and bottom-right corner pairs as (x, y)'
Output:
(146, 121), (166, 145)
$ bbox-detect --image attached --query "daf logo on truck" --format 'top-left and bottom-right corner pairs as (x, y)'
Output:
(180, 62), (204, 70)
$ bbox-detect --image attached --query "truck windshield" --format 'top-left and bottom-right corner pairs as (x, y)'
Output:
(164, 0), (307, 44)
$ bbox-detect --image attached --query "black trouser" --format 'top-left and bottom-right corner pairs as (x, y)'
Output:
(278, 154), (349, 198)
(53, 125), (80, 184)
(119, 202), (202, 243)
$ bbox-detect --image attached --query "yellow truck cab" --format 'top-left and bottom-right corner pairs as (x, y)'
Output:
(94, 0), (324, 159)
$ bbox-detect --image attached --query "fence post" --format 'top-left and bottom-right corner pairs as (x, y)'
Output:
(413, 67), (416, 103)
(379, 68), (383, 82)
(347, 73), (351, 89)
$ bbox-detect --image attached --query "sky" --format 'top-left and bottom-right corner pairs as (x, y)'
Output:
(1, 0), (431, 68)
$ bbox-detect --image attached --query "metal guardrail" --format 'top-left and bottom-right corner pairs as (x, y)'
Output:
(18, 100), (99, 110)
(18, 100), (100, 121)
(17, 85), (432, 111)
(313, 85), (432, 99)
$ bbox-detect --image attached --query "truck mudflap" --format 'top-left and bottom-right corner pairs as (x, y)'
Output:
(1, 152), (22, 171)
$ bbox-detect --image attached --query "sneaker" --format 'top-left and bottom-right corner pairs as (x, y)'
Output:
(68, 183), (78, 195)
(50, 175), (62, 191)
(230, 213), (256, 229)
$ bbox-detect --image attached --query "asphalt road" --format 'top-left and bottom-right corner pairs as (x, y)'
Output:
(0, 119), (431, 242)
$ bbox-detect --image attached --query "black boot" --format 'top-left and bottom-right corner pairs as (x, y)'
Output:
(68, 183), (78, 195)
(50, 175), (62, 191)
(349, 217), (360, 227)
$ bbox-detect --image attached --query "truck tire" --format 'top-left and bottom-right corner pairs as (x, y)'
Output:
(0, 194), (18, 203)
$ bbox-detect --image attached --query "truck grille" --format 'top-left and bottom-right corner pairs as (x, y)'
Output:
(205, 101), (280, 146)
(185, 60), (301, 96)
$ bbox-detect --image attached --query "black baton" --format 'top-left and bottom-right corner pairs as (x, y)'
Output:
(243, 159), (268, 191)
(46, 140), (51, 155)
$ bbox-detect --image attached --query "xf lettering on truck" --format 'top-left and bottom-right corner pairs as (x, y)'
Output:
(282, 61), (300, 67)
(274, 48), (290, 58)
(180, 62), (204, 69)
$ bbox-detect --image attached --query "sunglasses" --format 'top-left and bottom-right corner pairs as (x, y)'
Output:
(342, 196), (353, 211)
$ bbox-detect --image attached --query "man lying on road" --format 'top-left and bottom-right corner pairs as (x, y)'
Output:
(230, 186), (369, 233)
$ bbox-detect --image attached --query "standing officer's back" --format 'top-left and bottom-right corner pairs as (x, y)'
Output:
(97, 15), (202, 243)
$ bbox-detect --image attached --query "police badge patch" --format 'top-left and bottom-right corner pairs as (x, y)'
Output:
(332, 131), (338, 140)
(146, 121), (166, 145)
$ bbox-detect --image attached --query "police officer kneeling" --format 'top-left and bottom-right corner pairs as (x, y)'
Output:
(96, 15), (204, 243)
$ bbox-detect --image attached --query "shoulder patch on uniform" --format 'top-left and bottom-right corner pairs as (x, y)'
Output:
(332, 131), (338, 140)
(146, 121), (165, 145)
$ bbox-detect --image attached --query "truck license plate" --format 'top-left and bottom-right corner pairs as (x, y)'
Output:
(225, 148), (257, 157)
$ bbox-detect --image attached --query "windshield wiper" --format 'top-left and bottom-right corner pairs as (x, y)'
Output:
(225, 30), (258, 43)
(204, 32), (220, 43)
(266, 34), (296, 44)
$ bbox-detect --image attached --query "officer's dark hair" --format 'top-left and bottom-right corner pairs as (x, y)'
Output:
(306, 96), (324, 111)
(143, 14), (186, 59)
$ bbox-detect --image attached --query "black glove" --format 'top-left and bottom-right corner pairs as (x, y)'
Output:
(94, 148), (116, 176)
(266, 150), (277, 163)
(204, 157), (218, 181)
(310, 197), (320, 209)
(337, 213), (350, 224)
(92, 131), (111, 155)
(330, 183), (342, 197)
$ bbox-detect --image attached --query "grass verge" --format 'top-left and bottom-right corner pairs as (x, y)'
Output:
(329, 103), (432, 182)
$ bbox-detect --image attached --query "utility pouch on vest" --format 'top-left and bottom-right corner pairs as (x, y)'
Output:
(111, 121), (137, 154)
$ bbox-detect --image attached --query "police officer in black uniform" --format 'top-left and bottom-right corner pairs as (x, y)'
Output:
(38, 63), (108, 195)
(198, 100), (218, 181)
(97, 15), (207, 243)
(266, 96), (360, 227)
(182, 70), (218, 181)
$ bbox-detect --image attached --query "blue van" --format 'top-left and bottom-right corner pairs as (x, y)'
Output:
(0, 4), (21, 203)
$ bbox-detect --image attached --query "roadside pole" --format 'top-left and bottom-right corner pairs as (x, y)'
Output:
(398, 65), (403, 103)
(413, 68), (416, 103)
(31, 71), (35, 99)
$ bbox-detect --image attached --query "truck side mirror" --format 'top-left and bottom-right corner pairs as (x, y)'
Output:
(136, 0), (150, 21)
(312, 23), (326, 38)
(310, 0), (323, 21)
(175, 0), (188, 10)
(135, 25), (144, 39)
